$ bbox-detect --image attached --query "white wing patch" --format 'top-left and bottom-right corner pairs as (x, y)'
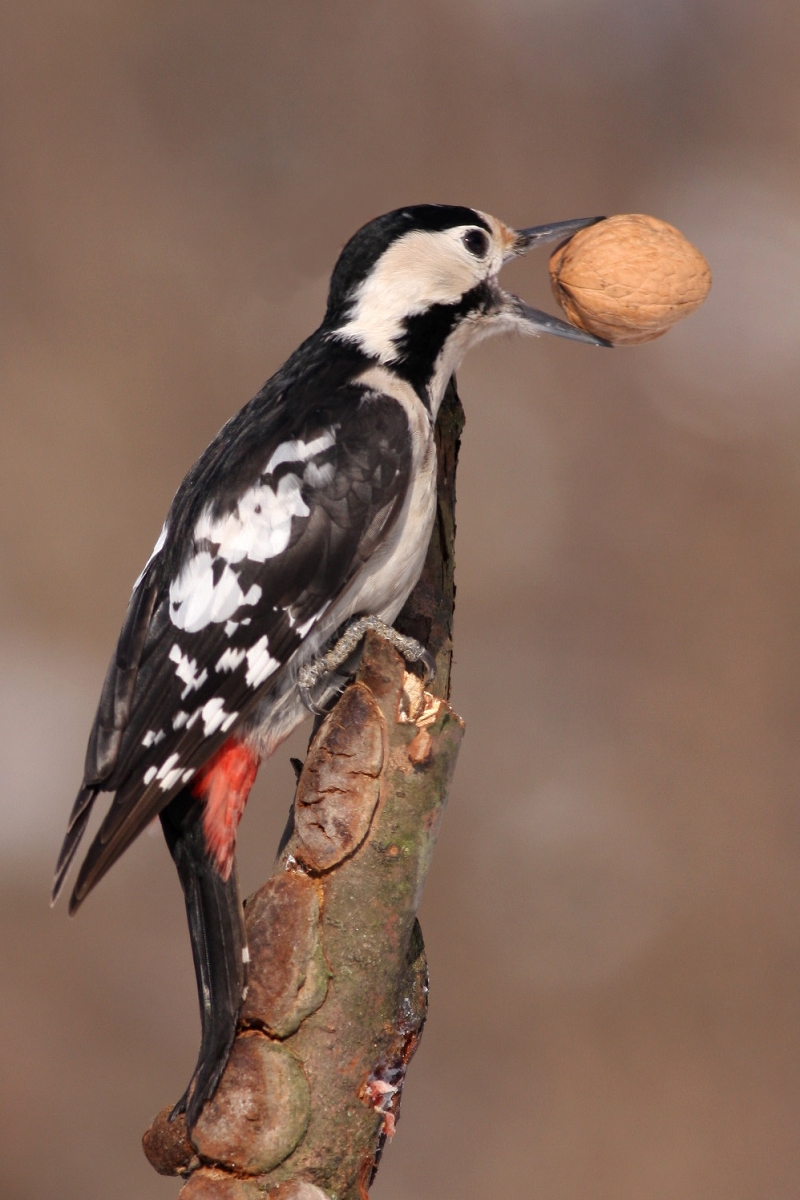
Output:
(156, 753), (183, 791)
(189, 697), (239, 737)
(144, 760), (196, 788)
(194, 474), (309, 566)
(169, 553), (262, 633)
(167, 433), (335, 635)
(141, 729), (165, 748)
(141, 704), (236, 794)
(175, 697), (238, 740)
(265, 431), (335, 474)
(169, 644), (209, 698)
(304, 459), (336, 487)
(216, 646), (247, 673)
(245, 635), (280, 688)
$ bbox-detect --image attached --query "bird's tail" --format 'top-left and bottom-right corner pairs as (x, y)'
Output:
(51, 785), (98, 905)
(160, 788), (247, 1129)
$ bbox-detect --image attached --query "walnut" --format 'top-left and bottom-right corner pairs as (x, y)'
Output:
(549, 213), (711, 345)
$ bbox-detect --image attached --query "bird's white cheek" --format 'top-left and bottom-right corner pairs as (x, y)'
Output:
(335, 229), (484, 362)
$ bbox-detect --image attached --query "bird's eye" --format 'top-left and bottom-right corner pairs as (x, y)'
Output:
(463, 228), (489, 258)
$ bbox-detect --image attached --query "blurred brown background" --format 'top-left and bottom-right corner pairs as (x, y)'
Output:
(2, 2), (800, 1197)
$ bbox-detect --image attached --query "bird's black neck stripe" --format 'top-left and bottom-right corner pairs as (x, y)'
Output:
(388, 281), (494, 401)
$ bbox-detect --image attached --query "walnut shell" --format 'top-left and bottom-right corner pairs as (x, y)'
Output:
(549, 213), (711, 345)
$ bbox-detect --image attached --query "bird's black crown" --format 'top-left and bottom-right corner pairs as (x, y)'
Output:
(324, 204), (490, 324)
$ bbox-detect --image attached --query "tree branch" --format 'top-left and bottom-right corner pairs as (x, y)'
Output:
(143, 381), (465, 1199)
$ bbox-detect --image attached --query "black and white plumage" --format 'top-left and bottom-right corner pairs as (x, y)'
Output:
(53, 204), (608, 1126)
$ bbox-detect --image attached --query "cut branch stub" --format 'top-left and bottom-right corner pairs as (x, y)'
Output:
(191, 1034), (311, 1174)
(142, 1109), (198, 1178)
(241, 872), (328, 1038)
(260, 633), (463, 1197)
(145, 635), (464, 1198)
(268, 1185), (333, 1200)
(292, 683), (384, 872)
(177, 1172), (263, 1200)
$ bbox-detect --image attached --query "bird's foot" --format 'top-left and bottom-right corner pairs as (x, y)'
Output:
(297, 616), (435, 714)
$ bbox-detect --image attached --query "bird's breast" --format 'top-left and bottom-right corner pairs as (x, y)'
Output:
(336, 365), (437, 624)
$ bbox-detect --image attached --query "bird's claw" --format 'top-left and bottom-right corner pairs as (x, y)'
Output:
(297, 616), (435, 714)
(418, 646), (437, 683)
(298, 676), (328, 717)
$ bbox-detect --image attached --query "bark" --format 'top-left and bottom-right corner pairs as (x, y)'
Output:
(143, 381), (465, 1199)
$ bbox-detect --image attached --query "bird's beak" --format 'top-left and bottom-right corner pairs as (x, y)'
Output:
(502, 215), (612, 347)
(508, 297), (612, 346)
(514, 215), (604, 253)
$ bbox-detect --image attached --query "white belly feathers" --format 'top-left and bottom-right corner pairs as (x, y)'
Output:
(336, 365), (437, 625)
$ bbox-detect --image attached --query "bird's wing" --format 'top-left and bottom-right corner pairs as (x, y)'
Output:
(55, 377), (414, 910)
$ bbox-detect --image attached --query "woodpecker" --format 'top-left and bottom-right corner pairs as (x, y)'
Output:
(52, 205), (608, 1127)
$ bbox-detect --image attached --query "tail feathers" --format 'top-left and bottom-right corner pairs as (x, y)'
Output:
(67, 783), (165, 915)
(51, 786), (97, 906)
(161, 793), (247, 1129)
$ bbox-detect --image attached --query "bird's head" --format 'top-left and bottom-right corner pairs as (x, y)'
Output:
(324, 204), (609, 409)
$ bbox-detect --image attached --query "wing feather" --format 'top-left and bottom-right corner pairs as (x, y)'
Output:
(59, 374), (414, 909)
